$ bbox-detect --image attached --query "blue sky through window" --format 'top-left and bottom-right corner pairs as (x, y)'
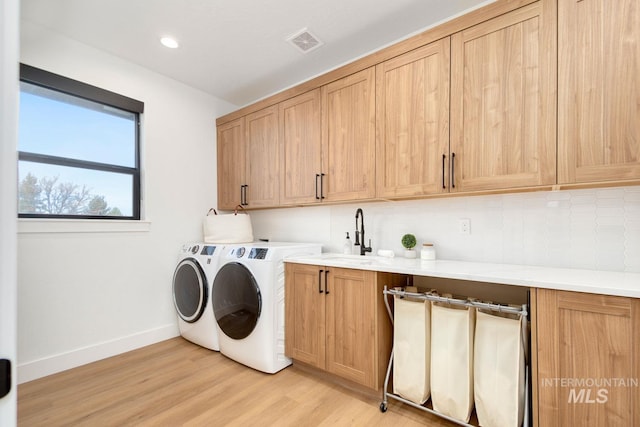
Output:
(19, 83), (136, 167)
(18, 82), (138, 217)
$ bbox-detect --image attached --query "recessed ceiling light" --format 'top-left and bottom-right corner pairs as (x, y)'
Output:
(160, 36), (179, 49)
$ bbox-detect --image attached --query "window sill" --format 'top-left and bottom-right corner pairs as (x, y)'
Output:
(18, 218), (151, 234)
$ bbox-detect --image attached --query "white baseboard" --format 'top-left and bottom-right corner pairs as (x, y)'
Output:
(18, 324), (179, 384)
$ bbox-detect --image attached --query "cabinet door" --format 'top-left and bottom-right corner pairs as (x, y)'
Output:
(284, 263), (326, 369)
(536, 289), (640, 426)
(450, 2), (556, 192)
(322, 68), (376, 202)
(217, 118), (245, 210)
(245, 106), (279, 208)
(558, 0), (640, 184)
(325, 268), (377, 389)
(279, 89), (322, 205)
(376, 38), (450, 198)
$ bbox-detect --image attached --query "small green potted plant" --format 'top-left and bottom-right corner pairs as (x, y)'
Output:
(401, 233), (417, 258)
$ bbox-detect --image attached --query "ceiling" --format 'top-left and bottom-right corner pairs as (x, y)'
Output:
(21, 0), (492, 107)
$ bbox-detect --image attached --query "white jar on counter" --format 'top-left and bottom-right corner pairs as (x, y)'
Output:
(420, 243), (436, 260)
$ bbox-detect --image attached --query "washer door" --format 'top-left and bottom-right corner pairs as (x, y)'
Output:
(172, 258), (207, 323)
(212, 262), (261, 340)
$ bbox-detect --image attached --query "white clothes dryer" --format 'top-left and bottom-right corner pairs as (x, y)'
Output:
(173, 242), (223, 351)
(212, 242), (321, 373)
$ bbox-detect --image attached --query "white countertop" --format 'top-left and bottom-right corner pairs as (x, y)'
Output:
(285, 253), (640, 298)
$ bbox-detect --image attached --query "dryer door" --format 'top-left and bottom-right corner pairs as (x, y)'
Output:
(212, 262), (262, 340)
(173, 258), (208, 323)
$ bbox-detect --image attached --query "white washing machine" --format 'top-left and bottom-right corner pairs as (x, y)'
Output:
(212, 242), (321, 373)
(172, 242), (223, 351)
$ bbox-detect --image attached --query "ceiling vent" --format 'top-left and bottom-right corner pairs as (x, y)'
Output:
(286, 28), (324, 54)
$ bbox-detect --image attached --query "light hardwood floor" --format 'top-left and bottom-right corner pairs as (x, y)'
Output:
(18, 338), (456, 426)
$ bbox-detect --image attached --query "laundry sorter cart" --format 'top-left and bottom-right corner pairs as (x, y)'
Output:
(380, 286), (530, 427)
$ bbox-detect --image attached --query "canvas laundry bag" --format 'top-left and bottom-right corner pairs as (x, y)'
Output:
(203, 206), (254, 243)
(430, 302), (476, 423)
(393, 296), (431, 404)
(474, 310), (526, 427)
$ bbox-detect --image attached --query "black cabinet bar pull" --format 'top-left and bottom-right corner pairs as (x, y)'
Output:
(315, 174), (321, 200)
(318, 269), (324, 293)
(451, 152), (456, 189)
(320, 173), (326, 199)
(324, 269), (330, 294)
(241, 184), (248, 206)
(442, 154), (446, 189)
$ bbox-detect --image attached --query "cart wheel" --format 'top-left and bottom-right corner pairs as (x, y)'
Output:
(379, 402), (387, 413)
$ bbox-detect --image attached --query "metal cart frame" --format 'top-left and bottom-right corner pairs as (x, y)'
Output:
(380, 286), (530, 427)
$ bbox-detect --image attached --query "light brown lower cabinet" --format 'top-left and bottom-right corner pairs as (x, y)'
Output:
(534, 288), (640, 426)
(284, 263), (404, 390)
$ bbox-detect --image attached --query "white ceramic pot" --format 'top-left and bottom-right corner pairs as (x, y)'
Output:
(404, 249), (417, 259)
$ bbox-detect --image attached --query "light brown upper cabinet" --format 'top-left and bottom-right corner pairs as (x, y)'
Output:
(280, 69), (375, 205)
(376, 38), (451, 198)
(217, 117), (245, 210)
(321, 68), (376, 202)
(244, 105), (280, 208)
(558, 0), (640, 184)
(450, 1), (556, 192)
(279, 89), (322, 205)
(217, 107), (279, 210)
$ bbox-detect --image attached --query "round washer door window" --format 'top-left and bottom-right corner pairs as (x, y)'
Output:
(212, 262), (261, 340)
(172, 258), (207, 323)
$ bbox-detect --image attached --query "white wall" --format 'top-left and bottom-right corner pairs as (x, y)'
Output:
(250, 186), (640, 273)
(1, 0), (19, 422)
(17, 21), (236, 382)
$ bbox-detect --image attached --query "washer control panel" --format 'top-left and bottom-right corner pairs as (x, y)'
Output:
(235, 247), (246, 258)
(249, 248), (269, 259)
(180, 244), (201, 254)
(225, 246), (270, 260)
(180, 244), (218, 257)
(200, 245), (217, 256)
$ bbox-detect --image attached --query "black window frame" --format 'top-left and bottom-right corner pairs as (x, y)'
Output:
(18, 64), (144, 220)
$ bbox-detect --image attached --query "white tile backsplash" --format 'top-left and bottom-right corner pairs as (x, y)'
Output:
(249, 186), (640, 273)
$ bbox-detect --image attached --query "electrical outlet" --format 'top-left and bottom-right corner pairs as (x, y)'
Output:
(459, 218), (470, 235)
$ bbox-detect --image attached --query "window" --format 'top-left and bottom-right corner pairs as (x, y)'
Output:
(18, 64), (144, 219)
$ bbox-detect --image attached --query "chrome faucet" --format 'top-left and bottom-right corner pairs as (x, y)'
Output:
(354, 208), (372, 256)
